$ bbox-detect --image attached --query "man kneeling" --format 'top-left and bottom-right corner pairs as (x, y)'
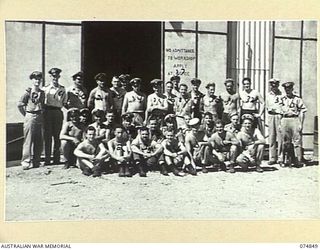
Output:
(74, 126), (109, 177)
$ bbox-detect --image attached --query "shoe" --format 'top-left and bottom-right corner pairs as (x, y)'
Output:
(186, 165), (197, 176)
(63, 162), (70, 169)
(139, 171), (147, 177)
(119, 166), (125, 177)
(92, 170), (101, 177)
(278, 161), (286, 167)
(256, 166), (264, 173)
(124, 166), (132, 177)
(161, 165), (169, 176)
(44, 160), (51, 166)
(226, 163), (236, 173)
(81, 166), (92, 176)
(268, 160), (277, 165)
(22, 165), (32, 170)
(201, 166), (208, 173)
(293, 161), (304, 168)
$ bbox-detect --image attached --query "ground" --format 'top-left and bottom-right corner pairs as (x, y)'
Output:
(5, 161), (319, 221)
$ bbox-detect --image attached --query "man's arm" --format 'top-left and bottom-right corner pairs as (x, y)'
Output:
(122, 94), (128, 114)
(107, 140), (124, 162)
(59, 122), (79, 144)
(257, 92), (265, 117)
(87, 90), (95, 110)
(74, 145), (94, 160)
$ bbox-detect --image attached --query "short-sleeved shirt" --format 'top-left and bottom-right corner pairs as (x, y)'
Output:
(66, 85), (88, 109)
(18, 87), (45, 112)
(110, 87), (126, 112)
(131, 135), (158, 153)
(266, 90), (283, 114)
(44, 84), (67, 108)
(236, 128), (264, 150)
(75, 139), (100, 156)
(209, 131), (237, 152)
(88, 87), (113, 111)
(280, 95), (307, 116)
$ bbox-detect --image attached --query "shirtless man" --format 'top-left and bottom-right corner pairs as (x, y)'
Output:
(202, 82), (224, 122)
(122, 78), (147, 126)
(163, 81), (177, 114)
(145, 79), (168, 124)
(236, 114), (266, 173)
(109, 76), (126, 123)
(184, 118), (209, 174)
(187, 78), (204, 120)
(239, 77), (265, 134)
(220, 78), (240, 124)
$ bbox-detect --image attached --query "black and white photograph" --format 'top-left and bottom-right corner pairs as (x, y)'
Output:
(5, 20), (319, 221)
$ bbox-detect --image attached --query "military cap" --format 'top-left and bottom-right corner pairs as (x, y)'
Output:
(164, 114), (176, 123)
(119, 74), (131, 82)
(130, 78), (142, 85)
(188, 118), (200, 126)
(228, 112), (239, 119)
(48, 68), (62, 75)
(282, 81), (294, 88)
(268, 78), (280, 84)
(72, 71), (83, 80)
(241, 114), (254, 121)
(94, 73), (107, 82)
(67, 108), (80, 117)
(121, 112), (134, 120)
(91, 109), (105, 117)
(170, 75), (180, 81)
(224, 78), (235, 84)
(29, 71), (42, 80)
(191, 78), (201, 85)
(206, 82), (216, 88)
(150, 79), (163, 86)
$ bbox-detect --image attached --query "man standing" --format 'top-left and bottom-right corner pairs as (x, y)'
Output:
(109, 76), (126, 123)
(122, 78), (147, 126)
(65, 71), (87, 110)
(202, 82), (224, 122)
(43, 68), (67, 165)
(17, 71), (45, 170)
(266, 78), (283, 165)
(220, 78), (240, 124)
(170, 75), (181, 97)
(239, 77), (265, 134)
(174, 83), (190, 128)
(163, 81), (177, 114)
(187, 78), (204, 120)
(280, 82), (307, 167)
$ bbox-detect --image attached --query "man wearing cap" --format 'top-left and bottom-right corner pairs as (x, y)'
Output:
(236, 114), (266, 173)
(224, 113), (241, 135)
(122, 78), (147, 126)
(220, 78), (240, 124)
(202, 82), (224, 122)
(145, 79), (168, 124)
(280, 81), (307, 168)
(239, 77), (265, 134)
(87, 73), (114, 112)
(170, 75), (181, 97)
(188, 78), (204, 120)
(17, 71), (45, 170)
(121, 112), (137, 141)
(43, 68), (67, 165)
(119, 74), (132, 92)
(66, 71), (88, 110)
(185, 117), (210, 174)
(266, 78), (283, 165)
(110, 76), (127, 123)
(163, 81), (177, 114)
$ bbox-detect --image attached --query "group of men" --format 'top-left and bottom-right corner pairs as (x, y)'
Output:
(17, 68), (307, 177)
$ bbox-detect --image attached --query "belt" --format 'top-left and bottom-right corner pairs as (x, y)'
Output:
(268, 111), (281, 115)
(283, 114), (298, 118)
(44, 105), (62, 110)
(26, 110), (42, 114)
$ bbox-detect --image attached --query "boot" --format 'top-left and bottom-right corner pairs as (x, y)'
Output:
(119, 165), (125, 177)
(92, 165), (102, 177)
(201, 165), (208, 173)
(226, 163), (236, 173)
(124, 165), (132, 177)
(160, 164), (169, 176)
(80, 165), (92, 176)
(186, 164), (197, 176)
(256, 165), (264, 173)
(138, 164), (147, 177)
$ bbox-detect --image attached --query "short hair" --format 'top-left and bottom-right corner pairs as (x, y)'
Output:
(242, 77), (251, 84)
(206, 82), (216, 89)
(112, 76), (120, 81)
(170, 75), (180, 81)
(106, 109), (115, 115)
(179, 83), (188, 89)
(224, 78), (235, 85)
(139, 126), (149, 133)
(86, 125), (96, 133)
(114, 125), (124, 132)
(203, 112), (213, 119)
(166, 81), (173, 86)
(215, 119), (225, 127)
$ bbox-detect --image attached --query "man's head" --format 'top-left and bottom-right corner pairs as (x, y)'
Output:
(80, 108), (90, 124)
(48, 68), (61, 85)
(72, 71), (83, 86)
(85, 126), (96, 142)
(139, 127), (150, 141)
(150, 79), (162, 94)
(203, 112), (213, 125)
(241, 114), (254, 131)
(282, 81), (294, 95)
(269, 78), (280, 92)
(164, 115), (176, 130)
(105, 110), (115, 123)
(114, 126), (124, 139)
(242, 77), (252, 91)
(188, 118), (200, 132)
(165, 81), (174, 94)
(224, 78), (235, 93)
(30, 71), (42, 87)
(229, 113), (239, 126)
(121, 113), (133, 127)
(191, 78), (201, 92)
(130, 78), (142, 91)
(165, 129), (175, 141)
(206, 83), (216, 96)
(170, 75), (180, 89)
(184, 114), (191, 125)
(148, 117), (158, 131)
(68, 108), (80, 123)
(179, 83), (188, 97)
(111, 76), (121, 89)
(95, 73), (107, 88)
(92, 109), (105, 124)
(215, 119), (225, 134)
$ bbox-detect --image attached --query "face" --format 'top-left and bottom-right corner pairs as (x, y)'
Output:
(166, 82), (173, 94)
(204, 115), (213, 125)
(179, 85), (188, 97)
(114, 128), (123, 138)
(111, 77), (121, 88)
(172, 80), (179, 89)
(284, 86), (293, 95)
(148, 119), (158, 130)
(32, 77), (42, 87)
(74, 76), (82, 86)
(80, 113), (89, 123)
(106, 113), (114, 123)
(50, 74), (60, 84)
(242, 119), (252, 130)
(243, 80), (251, 90)
(153, 84), (161, 94)
(140, 130), (149, 141)
(94, 115), (104, 124)
(270, 83), (279, 92)
(225, 81), (234, 93)
(132, 83), (140, 91)
(166, 122), (174, 130)
(122, 119), (131, 128)
(215, 123), (224, 133)
(192, 83), (200, 92)
(184, 115), (191, 124)
(86, 130), (96, 142)
(96, 80), (106, 88)
(208, 86), (215, 96)
(231, 115), (239, 125)
(70, 114), (80, 123)
(166, 131), (174, 141)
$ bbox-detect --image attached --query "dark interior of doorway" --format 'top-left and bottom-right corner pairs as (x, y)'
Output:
(82, 21), (162, 95)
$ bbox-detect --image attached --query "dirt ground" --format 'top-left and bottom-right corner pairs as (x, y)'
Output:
(5, 160), (320, 221)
